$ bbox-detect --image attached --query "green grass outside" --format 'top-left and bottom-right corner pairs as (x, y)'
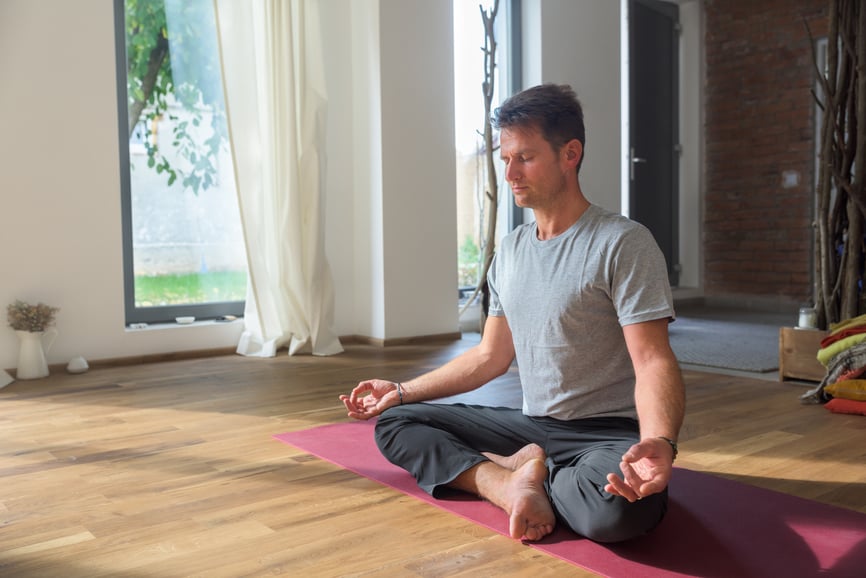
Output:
(135, 271), (247, 307)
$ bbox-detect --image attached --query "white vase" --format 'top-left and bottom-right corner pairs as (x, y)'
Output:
(15, 329), (57, 380)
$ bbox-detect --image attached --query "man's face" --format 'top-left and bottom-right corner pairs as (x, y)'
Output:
(499, 126), (573, 210)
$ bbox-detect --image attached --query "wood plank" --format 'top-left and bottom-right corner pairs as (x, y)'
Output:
(0, 339), (864, 577)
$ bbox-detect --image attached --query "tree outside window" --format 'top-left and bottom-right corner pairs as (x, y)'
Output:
(116, 0), (246, 324)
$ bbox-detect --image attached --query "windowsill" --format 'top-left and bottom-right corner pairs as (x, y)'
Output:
(125, 318), (243, 332)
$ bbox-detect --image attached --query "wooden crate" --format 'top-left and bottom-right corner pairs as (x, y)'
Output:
(779, 327), (827, 382)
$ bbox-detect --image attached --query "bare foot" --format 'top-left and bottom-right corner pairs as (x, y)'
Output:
(483, 443), (546, 471)
(504, 458), (555, 541)
(450, 450), (555, 542)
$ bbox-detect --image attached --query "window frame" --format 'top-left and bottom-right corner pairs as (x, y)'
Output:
(506, 0), (523, 230)
(113, 0), (245, 326)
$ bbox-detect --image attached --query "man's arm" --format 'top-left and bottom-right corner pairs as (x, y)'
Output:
(605, 318), (685, 500)
(340, 315), (516, 420)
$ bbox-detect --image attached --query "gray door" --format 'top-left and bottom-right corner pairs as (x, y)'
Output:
(629, 0), (680, 286)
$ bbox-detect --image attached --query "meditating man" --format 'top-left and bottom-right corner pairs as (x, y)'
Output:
(340, 83), (685, 543)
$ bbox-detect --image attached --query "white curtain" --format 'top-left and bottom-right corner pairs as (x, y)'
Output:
(214, 0), (343, 357)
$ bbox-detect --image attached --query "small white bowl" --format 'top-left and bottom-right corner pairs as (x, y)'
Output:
(175, 316), (196, 325)
(67, 356), (89, 374)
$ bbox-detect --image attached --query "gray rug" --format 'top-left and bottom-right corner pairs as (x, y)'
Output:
(459, 305), (794, 375)
(669, 308), (794, 373)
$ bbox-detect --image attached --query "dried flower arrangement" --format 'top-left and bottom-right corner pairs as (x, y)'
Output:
(6, 300), (59, 333)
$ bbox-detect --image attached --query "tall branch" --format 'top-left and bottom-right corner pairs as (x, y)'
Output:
(128, 34), (169, 136)
(812, 2), (840, 324)
(460, 0), (500, 323)
(812, 0), (866, 326)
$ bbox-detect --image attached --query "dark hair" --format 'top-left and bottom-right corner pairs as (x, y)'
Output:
(491, 84), (586, 172)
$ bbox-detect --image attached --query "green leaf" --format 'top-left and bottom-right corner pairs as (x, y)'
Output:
(124, 0), (226, 196)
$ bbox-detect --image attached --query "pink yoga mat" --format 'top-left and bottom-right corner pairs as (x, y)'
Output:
(274, 420), (866, 578)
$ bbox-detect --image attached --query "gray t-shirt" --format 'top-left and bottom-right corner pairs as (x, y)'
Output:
(487, 204), (674, 421)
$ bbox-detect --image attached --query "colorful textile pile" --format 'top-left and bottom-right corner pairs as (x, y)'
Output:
(802, 314), (866, 415)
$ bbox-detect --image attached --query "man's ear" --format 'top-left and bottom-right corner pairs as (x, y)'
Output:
(563, 140), (583, 167)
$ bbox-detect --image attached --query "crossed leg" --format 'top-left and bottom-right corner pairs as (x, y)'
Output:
(376, 404), (665, 544)
(450, 443), (555, 541)
(482, 443), (545, 470)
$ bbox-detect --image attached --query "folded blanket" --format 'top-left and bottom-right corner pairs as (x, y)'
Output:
(817, 333), (866, 366)
(820, 326), (866, 349)
(835, 365), (866, 382)
(801, 341), (866, 403)
(828, 312), (866, 334)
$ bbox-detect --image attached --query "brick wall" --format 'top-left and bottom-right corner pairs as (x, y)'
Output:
(704, 0), (827, 302)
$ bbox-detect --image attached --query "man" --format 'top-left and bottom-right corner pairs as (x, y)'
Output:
(340, 84), (684, 544)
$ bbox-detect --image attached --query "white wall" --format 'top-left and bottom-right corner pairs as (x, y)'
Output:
(321, 0), (357, 337)
(0, 0), (457, 370)
(522, 0), (623, 213)
(378, 0), (458, 339)
(348, 0), (384, 339)
(346, 0), (459, 341)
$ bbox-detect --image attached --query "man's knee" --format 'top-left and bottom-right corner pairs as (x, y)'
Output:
(549, 462), (667, 543)
(373, 405), (416, 457)
(573, 493), (667, 543)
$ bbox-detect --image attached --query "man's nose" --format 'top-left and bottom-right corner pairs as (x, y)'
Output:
(505, 162), (519, 182)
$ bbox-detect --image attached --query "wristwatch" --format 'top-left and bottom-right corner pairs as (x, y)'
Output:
(657, 436), (678, 461)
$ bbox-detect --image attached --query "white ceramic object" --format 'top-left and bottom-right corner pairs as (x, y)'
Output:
(67, 356), (89, 374)
(15, 328), (57, 380)
(175, 316), (195, 325)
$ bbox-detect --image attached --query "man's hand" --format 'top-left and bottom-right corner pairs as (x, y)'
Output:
(603, 437), (675, 502)
(339, 379), (402, 420)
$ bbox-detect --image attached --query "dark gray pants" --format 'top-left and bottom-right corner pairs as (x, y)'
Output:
(374, 402), (667, 543)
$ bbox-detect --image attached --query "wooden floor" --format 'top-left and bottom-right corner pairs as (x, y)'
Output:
(1, 336), (864, 577)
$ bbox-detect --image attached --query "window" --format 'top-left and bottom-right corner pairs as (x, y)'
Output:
(114, 0), (246, 325)
(453, 0), (516, 326)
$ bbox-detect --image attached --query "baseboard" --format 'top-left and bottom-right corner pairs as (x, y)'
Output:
(5, 333), (466, 377)
(43, 346), (239, 374)
(345, 332), (463, 347)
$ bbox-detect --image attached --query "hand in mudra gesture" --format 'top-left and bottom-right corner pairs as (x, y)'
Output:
(603, 437), (675, 502)
(339, 379), (402, 420)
